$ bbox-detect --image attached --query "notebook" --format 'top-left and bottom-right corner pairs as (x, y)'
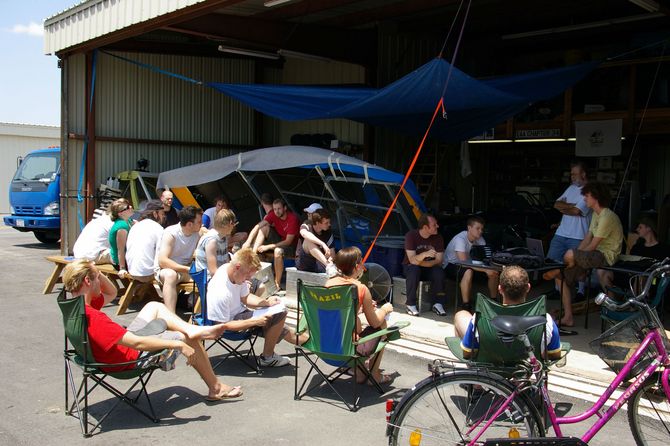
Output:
(525, 237), (545, 258)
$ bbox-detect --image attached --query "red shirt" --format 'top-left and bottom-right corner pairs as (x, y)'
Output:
(85, 295), (139, 371)
(264, 210), (301, 245)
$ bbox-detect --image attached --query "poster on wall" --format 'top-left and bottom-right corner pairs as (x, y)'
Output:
(575, 119), (622, 156)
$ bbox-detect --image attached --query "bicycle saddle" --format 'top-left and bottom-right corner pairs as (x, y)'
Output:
(490, 315), (546, 336)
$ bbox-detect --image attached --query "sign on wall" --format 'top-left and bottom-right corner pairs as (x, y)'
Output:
(575, 119), (622, 156)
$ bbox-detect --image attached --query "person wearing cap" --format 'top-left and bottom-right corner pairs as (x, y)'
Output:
(126, 199), (166, 283)
(296, 208), (337, 276)
(303, 202), (323, 219)
(243, 198), (301, 290)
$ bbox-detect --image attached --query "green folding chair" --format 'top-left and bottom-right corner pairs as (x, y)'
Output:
(294, 279), (410, 411)
(57, 289), (166, 437)
(446, 294), (570, 368)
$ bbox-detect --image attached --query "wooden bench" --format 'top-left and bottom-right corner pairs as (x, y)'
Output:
(44, 255), (198, 316)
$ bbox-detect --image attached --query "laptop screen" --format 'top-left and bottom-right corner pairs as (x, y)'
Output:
(525, 238), (544, 258)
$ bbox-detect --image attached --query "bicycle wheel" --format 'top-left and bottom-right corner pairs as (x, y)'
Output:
(628, 375), (670, 446)
(389, 371), (543, 446)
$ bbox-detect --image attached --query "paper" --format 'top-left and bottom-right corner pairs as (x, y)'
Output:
(252, 302), (286, 318)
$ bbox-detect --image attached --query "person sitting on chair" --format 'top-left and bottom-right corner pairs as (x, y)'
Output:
(156, 205), (203, 312)
(206, 248), (308, 368)
(326, 246), (395, 385)
(243, 198), (300, 290)
(444, 215), (499, 312)
(295, 208), (337, 276)
(62, 258), (243, 401)
(543, 182), (623, 328)
(454, 265), (561, 360)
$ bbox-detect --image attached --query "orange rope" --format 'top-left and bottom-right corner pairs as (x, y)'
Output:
(362, 97), (444, 263)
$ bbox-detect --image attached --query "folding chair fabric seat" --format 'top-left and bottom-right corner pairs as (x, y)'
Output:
(446, 293), (570, 369)
(601, 274), (669, 329)
(294, 279), (409, 411)
(57, 289), (165, 437)
(189, 264), (261, 374)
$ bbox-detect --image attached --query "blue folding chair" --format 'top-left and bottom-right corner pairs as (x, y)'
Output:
(602, 274), (669, 330)
(189, 264), (262, 374)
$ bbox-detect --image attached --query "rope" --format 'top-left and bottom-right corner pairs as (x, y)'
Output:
(76, 50), (98, 230)
(362, 0), (472, 264)
(614, 41), (667, 208)
(100, 50), (203, 86)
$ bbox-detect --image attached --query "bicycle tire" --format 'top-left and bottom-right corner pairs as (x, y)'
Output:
(628, 374), (670, 446)
(388, 370), (544, 446)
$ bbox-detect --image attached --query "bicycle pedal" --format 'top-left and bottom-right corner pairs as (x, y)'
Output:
(484, 437), (587, 446)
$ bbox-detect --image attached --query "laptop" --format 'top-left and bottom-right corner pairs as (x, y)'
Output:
(525, 237), (545, 258)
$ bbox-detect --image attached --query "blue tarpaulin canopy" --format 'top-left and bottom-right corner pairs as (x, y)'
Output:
(208, 58), (597, 141)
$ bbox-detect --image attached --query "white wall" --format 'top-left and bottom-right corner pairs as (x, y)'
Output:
(0, 123), (60, 214)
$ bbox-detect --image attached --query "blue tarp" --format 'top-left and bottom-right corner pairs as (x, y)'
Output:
(208, 58), (597, 141)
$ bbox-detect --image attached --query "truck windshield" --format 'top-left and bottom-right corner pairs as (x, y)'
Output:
(13, 153), (60, 182)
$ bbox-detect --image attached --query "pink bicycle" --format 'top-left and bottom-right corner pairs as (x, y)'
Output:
(386, 261), (670, 445)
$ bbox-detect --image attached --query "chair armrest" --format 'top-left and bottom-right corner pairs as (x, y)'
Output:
(355, 321), (410, 345)
(67, 348), (169, 369)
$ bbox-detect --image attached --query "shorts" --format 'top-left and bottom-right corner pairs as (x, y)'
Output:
(266, 228), (296, 257)
(129, 316), (183, 371)
(154, 268), (190, 286)
(563, 250), (606, 286)
(234, 308), (289, 343)
(295, 252), (326, 273)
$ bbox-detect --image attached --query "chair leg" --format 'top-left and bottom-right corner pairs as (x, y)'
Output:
(294, 349), (359, 411)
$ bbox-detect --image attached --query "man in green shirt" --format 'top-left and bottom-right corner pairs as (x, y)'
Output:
(544, 182), (623, 328)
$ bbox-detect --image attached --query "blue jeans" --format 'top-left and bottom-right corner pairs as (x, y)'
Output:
(546, 235), (581, 263)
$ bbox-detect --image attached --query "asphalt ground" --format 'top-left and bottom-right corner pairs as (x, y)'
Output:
(0, 227), (638, 445)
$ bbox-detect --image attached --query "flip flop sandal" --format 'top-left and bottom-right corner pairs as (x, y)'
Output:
(205, 386), (243, 401)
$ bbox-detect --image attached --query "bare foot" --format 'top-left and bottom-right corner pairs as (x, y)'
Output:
(206, 383), (243, 401)
(559, 318), (574, 327)
(542, 269), (561, 281)
(184, 323), (227, 340)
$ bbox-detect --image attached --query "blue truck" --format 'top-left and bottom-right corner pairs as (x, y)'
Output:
(4, 147), (61, 243)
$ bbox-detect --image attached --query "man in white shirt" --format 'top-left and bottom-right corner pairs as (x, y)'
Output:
(546, 161), (592, 300)
(156, 206), (202, 312)
(126, 200), (166, 282)
(73, 201), (121, 264)
(444, 216), (499, 311)
(207, 248), (308, 367)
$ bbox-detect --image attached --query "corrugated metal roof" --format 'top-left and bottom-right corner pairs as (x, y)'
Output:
(0, 122), (60, 138)
(44, 0), (207, 55)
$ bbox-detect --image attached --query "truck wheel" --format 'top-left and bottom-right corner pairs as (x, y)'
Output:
(34, 231), (60, 244)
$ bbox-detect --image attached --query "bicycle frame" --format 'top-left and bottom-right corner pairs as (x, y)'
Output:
(532, 325), (670, 443)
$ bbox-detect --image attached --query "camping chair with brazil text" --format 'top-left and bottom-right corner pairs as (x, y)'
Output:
(446, 294), (571, 369)
(57, 289), (167, 437)
(189, 263), (262, 374)
(294, 279), (410, 412)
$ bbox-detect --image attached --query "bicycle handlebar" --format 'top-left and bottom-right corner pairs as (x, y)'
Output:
(595, 258), (670, 312)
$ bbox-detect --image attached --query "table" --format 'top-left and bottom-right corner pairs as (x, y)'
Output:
(450, 259), (565, 313)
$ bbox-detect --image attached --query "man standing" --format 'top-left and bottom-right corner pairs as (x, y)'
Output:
(296, 208), (336, 275)
(156, 206), (202, 312)
(160, 190), (180, 228)
(126, 200), (165, 283)
(243, 198), (300, 290)
(544, 182), (623, 328)
(207, 248), (308, 367)
(444, 216), (499, 311)
(403, 214), (446, 316)
(547, 161), (592, 299)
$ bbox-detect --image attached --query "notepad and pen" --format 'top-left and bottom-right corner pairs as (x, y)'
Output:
(252, 301), (287, 318)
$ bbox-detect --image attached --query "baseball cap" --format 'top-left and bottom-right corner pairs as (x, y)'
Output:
(303, 203), (323, 213)
(140, 199), (164, 215)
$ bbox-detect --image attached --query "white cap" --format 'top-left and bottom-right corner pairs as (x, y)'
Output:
(303, 203), (323, 214)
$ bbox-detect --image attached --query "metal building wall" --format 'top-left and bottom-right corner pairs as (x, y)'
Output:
(261, 58), (365, 147)
(62, 51), (257, 252)
(0, 124), (60, 214)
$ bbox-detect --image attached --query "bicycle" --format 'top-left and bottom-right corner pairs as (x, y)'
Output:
(386, 260), (670, 446)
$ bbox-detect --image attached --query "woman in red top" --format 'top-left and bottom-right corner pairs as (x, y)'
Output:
(62, 259), (251, 400)
(325, 246), (394, 384)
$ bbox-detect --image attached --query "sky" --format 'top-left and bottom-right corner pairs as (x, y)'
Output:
(0, 0), (78, 126)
